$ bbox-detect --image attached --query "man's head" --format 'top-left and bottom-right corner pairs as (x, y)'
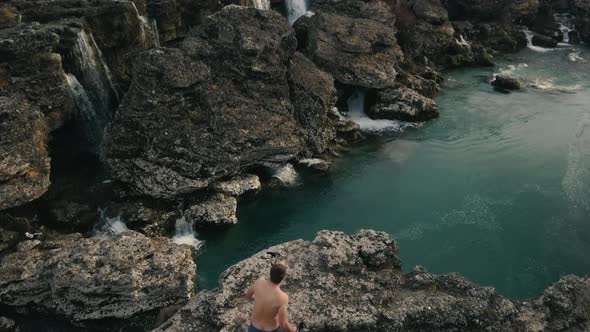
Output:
(270, 263), (288, 284)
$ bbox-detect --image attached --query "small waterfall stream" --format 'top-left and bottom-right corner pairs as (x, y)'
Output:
(286, 0), (309, 25)
(346, 90), (420, 132)
(151, 19), (161, 48)
(172, 214), (204, 250)
(131, 2), (152, 47)
(252, 0), (270, 10)
(65, 30), (118, 145)
(93, 209), (129, 236)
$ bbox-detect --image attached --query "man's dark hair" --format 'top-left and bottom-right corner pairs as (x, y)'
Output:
(270, 263), (287, 284)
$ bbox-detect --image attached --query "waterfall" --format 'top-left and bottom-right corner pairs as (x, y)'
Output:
(555, 13), (575, 45)
(456, 35), (471, 49)
(172, 215), (204, 250)
(65, 74), (103, 145)
(523, 30), (553, 53)
(286, 0), (309, 25)
(252, 0), (270, 10)
(94, 208), (129, 236)
(346, 90), (421, 132)
(151, 19), (161, 48)
(66, 30), (118, 145)
(131, 2), (151, 47)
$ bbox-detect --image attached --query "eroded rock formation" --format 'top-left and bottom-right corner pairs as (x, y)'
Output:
(156, 230), (590, 332)
(0, 231), (196, 324)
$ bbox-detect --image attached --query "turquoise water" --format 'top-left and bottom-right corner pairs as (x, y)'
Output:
(197, 46), (590, 299)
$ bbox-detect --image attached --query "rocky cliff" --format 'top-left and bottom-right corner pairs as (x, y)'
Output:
(156, 230), (590, 332)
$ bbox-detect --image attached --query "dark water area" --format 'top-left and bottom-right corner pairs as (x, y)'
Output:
(197, 45), (590, 300)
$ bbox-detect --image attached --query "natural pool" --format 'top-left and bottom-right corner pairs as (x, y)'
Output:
(197, 45), (590, 299)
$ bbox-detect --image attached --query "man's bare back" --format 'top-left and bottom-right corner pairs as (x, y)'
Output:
(245, 264), (297, 332)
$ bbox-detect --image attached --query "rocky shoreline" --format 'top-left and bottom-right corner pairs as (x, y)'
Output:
(1, 0), (590, 330)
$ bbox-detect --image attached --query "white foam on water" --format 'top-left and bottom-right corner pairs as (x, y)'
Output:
(524, 30), (554, 53)
(562, 113), (590, 212)
(252, 0), (270, 10)
(272, 163), (299, 186)
(568, 52), (584, 62)
(172, 215), (204, 250)
(286, 0), (308, 25)
(346, 90), (423, 132)
(493, 63), (528, 79)
(528, 78), (582, 94)
(94, 209), (129, 236)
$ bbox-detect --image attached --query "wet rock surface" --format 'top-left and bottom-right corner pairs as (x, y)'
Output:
(156, 230), (590, 332)
(185, 194), (238, 226)
(0, 317), (16, 332)
(0, 231), (196, 324)
(368, 86), (439, 122)
(532, 34), (558, 47)
(492, 75), (523, 91)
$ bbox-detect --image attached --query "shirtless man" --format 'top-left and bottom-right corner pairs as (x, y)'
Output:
(245, 263), (298, 332)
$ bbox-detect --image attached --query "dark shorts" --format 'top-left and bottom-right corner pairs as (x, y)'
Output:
(248, 323), (284, 332)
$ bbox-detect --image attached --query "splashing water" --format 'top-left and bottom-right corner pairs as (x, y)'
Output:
(524, 30), (554, 53)
(65, 74), (101, 141)
(346, 90), (422, 132)
(172, 215), (204, 250)
(94, 209), (129, 236)
(286, 0), (309, 25)
(455, 35), (471, 49)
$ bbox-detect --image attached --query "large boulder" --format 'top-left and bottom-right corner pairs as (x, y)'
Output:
(104, 6), (340, 199)
(0, 231), (196, 324)
(294, 0), (403, 89)
(368, 86), (439, 122)
(288, 52), (337, 155)
(492, 75), (523, 90)
(0, 97), (50, 211)
(156, 229), (590, 331)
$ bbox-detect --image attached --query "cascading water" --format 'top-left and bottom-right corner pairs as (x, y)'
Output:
(131, 2), (152, 47)
(65, 30), (118, 146)
(555, 13), (575, 45)
(456, 35), (471, 49)
(252, 0), (270, 10)
(93, 208), (129, 236)
(172, 214), (204, 250)
(286, 0), (309, 25)
(346, 89), (421, 132)
(523, 30), (553, 53)
(151, 19), (161, 48)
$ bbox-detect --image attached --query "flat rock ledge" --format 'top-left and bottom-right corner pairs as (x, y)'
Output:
(156, 230), (590, 332)
(0, 231), (196, 324)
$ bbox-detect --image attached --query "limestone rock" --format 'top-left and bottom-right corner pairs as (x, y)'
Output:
(156, 230), (590, 331)
(185, 194), (238, 226)
(294, 0), (403, 89)
(105, 6), (340, 200)
(0, 97), (50, 211)
(0, 231), (196, 324)
(212, 174), (261, 197)
(368, 86), (439, 122)
(288, 52), (337, 156)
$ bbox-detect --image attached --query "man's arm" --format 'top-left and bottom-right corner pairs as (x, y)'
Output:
(244, 280), (256, 300)
(278, 301), (297, 332)
(244, 278), (262, 300)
